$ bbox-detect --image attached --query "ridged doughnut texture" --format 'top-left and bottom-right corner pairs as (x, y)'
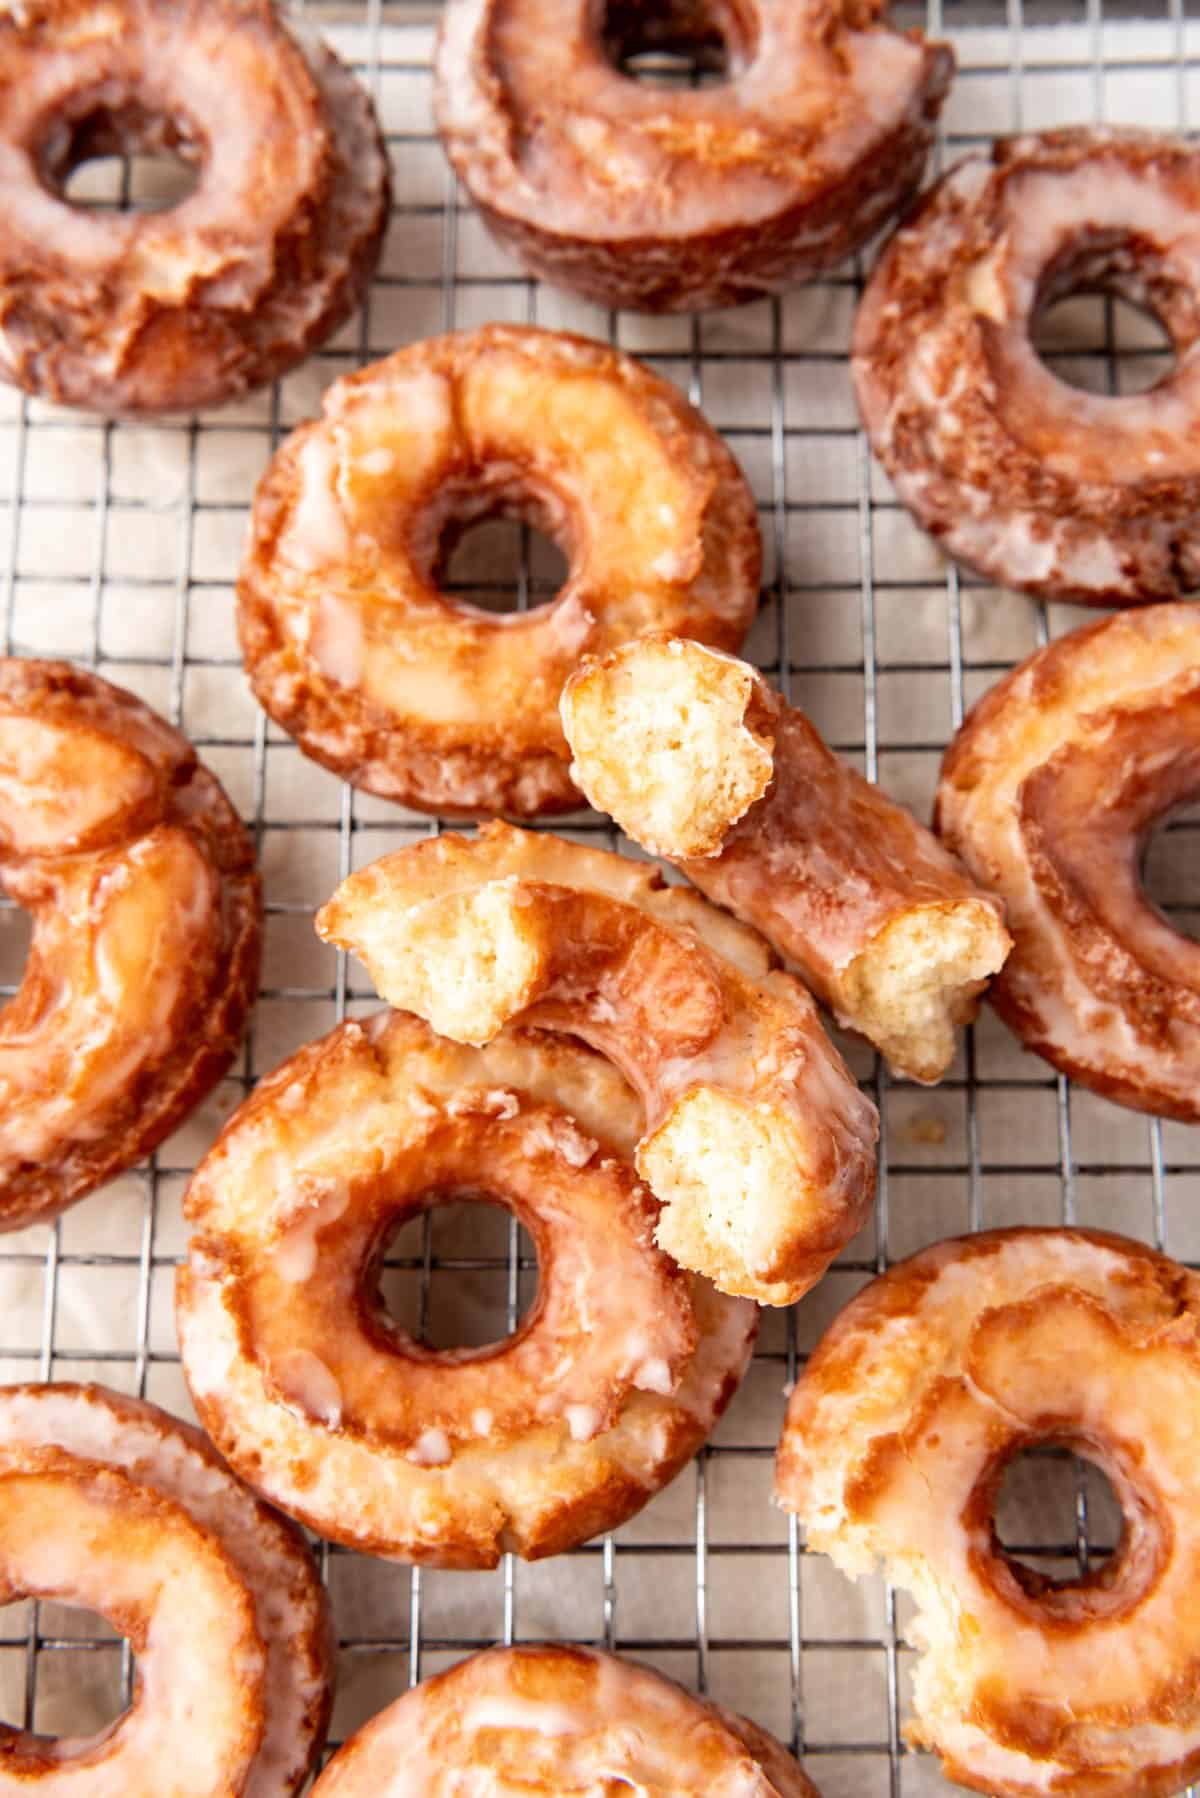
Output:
(317, 823), (878, 1306)
(936, 606), (1200, 1119)
(178, 1012), (756, 1566)
(0, 659), (261, 1230)
(853, 128), (1200, 604)
(238, 324), (760, 817)
(0, 1382), (331, 1796)
(311, 1643), (819, 1796)
(562, 634), (1011, 1083)
(434, 0), (952, 312)
(0, 0), (389, 414)
(777, 1228), (1200, 1798)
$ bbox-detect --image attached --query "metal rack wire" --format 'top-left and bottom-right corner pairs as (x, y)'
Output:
(0, 2), (1197, 1791)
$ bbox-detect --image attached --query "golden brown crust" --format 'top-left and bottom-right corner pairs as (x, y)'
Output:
(0, 1381), (332, 1796)
(935, 605), (1200, 1119)
(316, 823), (877, 1306)
(0, 659), (261, 1230)
(435, 0), (952, 312)
(563, 635), (1011, 1082)
(777, 1227), (1200, 1798)
(854, 127), (1200, 604)
(177, 1012), (757, 1566)
(310, 1643), (819, 1796)
(237, 325), (761, 818)
(0, 0), (389, 414)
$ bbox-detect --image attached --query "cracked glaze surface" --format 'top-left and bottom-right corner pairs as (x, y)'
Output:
(311, 1644), (819, 1797)
(318, 824), (878, 1306)
(936, 605), (1200, 1119)
(178, 1012), (756, 1565)
(0, 659), (260, 1230)
(778, 1228), (1200, 1798)
(0, 0), (389, 412)
(238, 325), (760, 816)
(854, 128), (1200, 604)
(435, 0), (952, 310)
(0, 1382), (331, 1798)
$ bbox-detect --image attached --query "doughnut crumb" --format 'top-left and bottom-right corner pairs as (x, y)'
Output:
(641, 1089), (829, 1308)
(563, 635), (776, 858)
(324, 878), (549, 1046)
(842, 902), (1014, 1085)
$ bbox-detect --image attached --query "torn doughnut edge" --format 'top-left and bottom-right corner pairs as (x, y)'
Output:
(316, 866), (866, 1307)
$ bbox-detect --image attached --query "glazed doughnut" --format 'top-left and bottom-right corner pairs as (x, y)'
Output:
(238, 325), (760, 818)
(562, 634), (1011, 1083)
(853, 128), (1200, 604)
(0, 1382), (331, 1795)
(776, 1227), (1200, 1798)
(0, 659), (260, 1230)
(434, 0), (953, 313)
(177, 1011), (756, 1565)
(311, 1643), (818, 1796)
(935, 605), (1200, 1119)
(316, 823), (878, 1306)
(0, 0), (389, 414)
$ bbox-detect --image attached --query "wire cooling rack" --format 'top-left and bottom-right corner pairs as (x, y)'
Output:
(0, 2), (1199, 1791)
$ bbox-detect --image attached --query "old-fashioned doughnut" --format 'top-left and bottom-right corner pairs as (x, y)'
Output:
(854, 127), (1200, 604)
(0, 659), (261, 1230)
(777, 1227), (1200, 1798)
(177, 1011), (756, 1565)
(311, 1643), (819, 1795)
(434, 0), (953, 313)
(562, 634), (1011, 1083)
(317, 823), (878, 1306)
(0, 1381), (331, 1795)
(935, 605), (1200, 1119)
(0, 0), (389, 414)
(238, 324), (760, 817)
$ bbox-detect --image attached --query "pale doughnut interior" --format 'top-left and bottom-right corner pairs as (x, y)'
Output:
(345, 879), (551, 1045)
(640, 1088), (825, 1292)
(563, 635), (775, 858)
(840, 901), (1012, 1083)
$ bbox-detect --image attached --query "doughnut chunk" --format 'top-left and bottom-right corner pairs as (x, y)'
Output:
(0, 660), (260, 1230)
(562, 635), (1011, 1082)
(178, 1013), (756, 1565)
(936, 606), (1200, 1119)
(0, 1382), (331, 1796)
(854, 128), (1200, 604)
(434, 0), (953, 313)
(777, 1228), (1200, 1798)
(317, 824), (878, 1306)
(238, 325), (760, 818)
(0, 0), (389, 414)
(311, 1643), (819, 1796)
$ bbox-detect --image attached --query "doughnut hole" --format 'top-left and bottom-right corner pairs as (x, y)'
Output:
(39, 98), (203, 214)
(428, 477), (574, 619)
(991, 1444), (1122, 1589)
(1029, 233), (1191, 399)
(1140, 802), (1200, 944)
(0, 904), (32, 1000)
(377, 1196), (536, 1355)
(973, 1434), (1163, 1629)
(19, 1603), (129, 1739)
(599, 0), (756, 85)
